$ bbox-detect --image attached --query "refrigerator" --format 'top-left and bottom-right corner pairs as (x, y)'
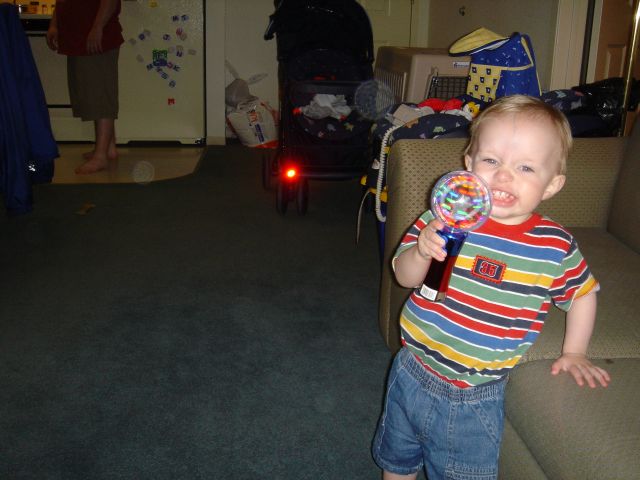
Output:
(31, 0), (205, 144)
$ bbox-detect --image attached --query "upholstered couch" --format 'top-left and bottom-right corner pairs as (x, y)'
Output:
(377, 123), (640, 479)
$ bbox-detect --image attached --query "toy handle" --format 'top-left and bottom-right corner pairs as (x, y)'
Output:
(421, 229), (467, 301)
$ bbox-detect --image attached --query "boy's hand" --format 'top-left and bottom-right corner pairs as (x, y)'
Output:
(86, 26), (104, 54)
(417, 219), (447, 262)
(46, 25), (58, 51)
(551, 353), (610, 388)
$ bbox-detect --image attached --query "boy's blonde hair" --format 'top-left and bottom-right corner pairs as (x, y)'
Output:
(464, 95), (572, 174)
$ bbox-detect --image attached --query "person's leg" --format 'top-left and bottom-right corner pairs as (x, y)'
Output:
(72, 48), (119, 173)
(372, 348), (426, 478)
(383, 471), (417, 480)
(82, 121), (118, 160)
(427, 379), (506, 480)
(75, 118), (116, 174)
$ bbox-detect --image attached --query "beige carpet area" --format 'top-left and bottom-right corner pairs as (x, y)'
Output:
(52, 144), (204, 185)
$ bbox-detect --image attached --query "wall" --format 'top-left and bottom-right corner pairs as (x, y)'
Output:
(426, 0), (558, 91)
(206, 0), (278, 144)
(206, 0), (565, 144)
(224, 0), (278, 108)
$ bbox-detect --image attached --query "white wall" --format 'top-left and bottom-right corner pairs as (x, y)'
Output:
(425, 0), (558, 91)
(205, 0), (565, 143)
(205, 0), (226, 144)
(206, 0), (278, 145)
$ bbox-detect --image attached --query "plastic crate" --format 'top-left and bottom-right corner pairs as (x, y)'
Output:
(374, 47), (470, 103)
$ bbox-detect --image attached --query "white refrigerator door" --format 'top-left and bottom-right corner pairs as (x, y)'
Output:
(118, 0), (205, 144)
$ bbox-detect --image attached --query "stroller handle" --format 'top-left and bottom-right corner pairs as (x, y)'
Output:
(264, 15), (276, 41)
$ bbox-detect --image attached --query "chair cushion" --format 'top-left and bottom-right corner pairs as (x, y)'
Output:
(505, 358), (640, 480)
(521, 228), (640, 362)
(608, 121), (640, 253)
(536, 137), (624, 228)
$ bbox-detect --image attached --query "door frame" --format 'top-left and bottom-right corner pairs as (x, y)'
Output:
(550, 0), (590, 90)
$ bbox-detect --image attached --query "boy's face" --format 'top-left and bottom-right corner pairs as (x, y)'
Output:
(465, 113), (566, 225)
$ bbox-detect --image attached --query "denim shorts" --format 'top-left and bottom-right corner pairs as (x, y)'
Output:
(372, 347), (507, 480)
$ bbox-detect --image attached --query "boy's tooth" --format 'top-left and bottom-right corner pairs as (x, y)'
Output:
(493, 190), (513, 200)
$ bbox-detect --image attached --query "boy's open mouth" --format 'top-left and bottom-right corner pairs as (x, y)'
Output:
(492, 189), (516, 205)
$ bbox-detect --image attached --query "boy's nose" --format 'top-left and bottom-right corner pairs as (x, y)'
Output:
(495, 166), (514, 182)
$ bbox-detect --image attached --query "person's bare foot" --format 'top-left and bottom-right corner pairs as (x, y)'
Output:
(75, 157), (110, 174)
(82, 149), (118, 161)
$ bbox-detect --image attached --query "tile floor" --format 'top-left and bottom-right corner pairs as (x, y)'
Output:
(52, 143), (204, 185)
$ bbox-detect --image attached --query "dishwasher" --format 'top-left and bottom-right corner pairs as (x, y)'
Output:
(21, 12), (93, 140)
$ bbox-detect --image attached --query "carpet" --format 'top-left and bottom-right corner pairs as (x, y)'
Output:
(0, 145), (395, 479)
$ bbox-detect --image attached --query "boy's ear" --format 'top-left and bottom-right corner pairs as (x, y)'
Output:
(542, 174), (566, 200)
(464, 155), (473, 171)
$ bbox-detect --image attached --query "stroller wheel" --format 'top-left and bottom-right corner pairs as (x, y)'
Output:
(276, 179), (290, 214)
(296, 178), (309, 215)
(262, 151), (276, 190)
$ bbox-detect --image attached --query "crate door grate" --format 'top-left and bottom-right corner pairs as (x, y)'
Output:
(374, 67), (406, 103)
(426, 75), (467, 100)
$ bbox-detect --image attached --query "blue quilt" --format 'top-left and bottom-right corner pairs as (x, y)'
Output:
(0, 4), (57, 215)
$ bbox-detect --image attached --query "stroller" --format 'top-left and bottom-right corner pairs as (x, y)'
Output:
(264, 0), (375, 214)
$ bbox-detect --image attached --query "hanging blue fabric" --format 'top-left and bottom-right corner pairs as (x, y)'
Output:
(450, 29), (541, 104)
(0, 3), (58, 215)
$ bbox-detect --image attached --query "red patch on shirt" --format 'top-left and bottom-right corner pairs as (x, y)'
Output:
(471, 256), (506, 284)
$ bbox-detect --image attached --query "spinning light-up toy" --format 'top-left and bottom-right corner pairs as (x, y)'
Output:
(421, 171), (492, 301)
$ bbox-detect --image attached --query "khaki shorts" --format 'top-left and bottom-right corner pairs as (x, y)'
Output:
(67, 48), (120, 121)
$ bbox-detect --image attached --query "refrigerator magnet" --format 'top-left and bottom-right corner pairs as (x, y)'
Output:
(152, 49), (168, 67)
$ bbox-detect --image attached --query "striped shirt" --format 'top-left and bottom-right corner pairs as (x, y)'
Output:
(395, 211), (599, 388)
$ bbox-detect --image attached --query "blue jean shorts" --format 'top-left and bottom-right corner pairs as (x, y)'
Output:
(372, 347), (507, 479)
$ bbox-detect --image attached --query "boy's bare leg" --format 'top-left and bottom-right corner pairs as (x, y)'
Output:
(76, 118), (118, 174)
(383, 472), (418, 480)
(81, 120), (118, 161)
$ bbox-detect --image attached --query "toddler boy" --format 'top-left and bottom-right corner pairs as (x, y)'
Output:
(372, 95), (610, 480)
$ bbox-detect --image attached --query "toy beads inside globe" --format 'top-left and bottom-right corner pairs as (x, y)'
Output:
(431, 171), (492, 232)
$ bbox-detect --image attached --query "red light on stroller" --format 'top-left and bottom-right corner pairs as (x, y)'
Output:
(284, 167), (297, 179)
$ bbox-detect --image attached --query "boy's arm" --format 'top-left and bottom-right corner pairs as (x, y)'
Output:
(86, 0), (120, 54)
(394, 219), (446, 288)
(551, 292), (610, 388)
(394, 246), (432, 288)
(46, 9), (58, 51)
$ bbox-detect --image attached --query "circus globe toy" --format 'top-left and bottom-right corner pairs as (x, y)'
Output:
(422, 171), (492, 301)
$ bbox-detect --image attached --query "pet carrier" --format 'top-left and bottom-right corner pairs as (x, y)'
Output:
(373, 47), (471, 104)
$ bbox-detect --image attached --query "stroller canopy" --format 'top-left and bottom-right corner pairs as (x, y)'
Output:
(264, 0), (374, 65)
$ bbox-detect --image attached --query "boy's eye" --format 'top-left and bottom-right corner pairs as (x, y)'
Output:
(482, 158), (497, 165)
(520, 165), (534, 173)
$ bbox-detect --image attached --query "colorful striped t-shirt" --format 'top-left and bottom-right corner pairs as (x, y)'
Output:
(394, 211), (599, 388)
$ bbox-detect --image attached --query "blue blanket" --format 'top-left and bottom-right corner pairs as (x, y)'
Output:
(0, 4), (58, 215)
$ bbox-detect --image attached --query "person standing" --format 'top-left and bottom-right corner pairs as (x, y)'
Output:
(46, 0), (123, 174)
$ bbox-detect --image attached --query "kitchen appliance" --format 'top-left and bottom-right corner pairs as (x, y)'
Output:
(22, 0), (205, 144)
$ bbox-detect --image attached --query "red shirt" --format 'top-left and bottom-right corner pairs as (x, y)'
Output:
(56, 0), (123, 56)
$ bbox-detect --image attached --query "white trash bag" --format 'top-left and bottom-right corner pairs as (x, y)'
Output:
(225, 61), (277, 147)
(226, 99), (278, 148)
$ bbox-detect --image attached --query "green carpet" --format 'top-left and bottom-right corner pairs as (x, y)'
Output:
(0, 146), (393, 479)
